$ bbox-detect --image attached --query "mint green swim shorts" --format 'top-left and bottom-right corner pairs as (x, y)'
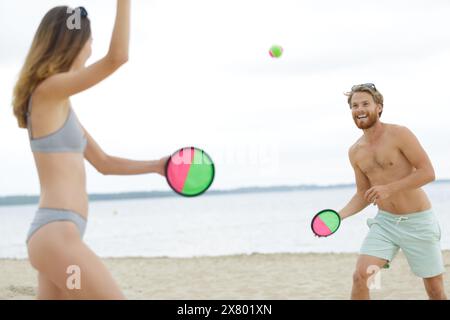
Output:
(360, 208), (445, 278)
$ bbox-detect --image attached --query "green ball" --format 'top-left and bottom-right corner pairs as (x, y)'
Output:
(269, 45), (283, 58)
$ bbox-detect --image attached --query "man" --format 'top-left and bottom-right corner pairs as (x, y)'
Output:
(338, 83), (446, 300)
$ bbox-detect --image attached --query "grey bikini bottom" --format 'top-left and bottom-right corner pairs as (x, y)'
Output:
(26, 208), (87, 244)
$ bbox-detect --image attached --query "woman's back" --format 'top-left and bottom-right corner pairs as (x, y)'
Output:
(28, 91), (89, 217)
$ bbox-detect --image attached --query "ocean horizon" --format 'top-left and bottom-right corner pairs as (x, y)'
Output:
(1, 179), (449, 207)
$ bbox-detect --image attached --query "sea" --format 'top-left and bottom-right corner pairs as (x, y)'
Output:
(1, 183), (449, 259)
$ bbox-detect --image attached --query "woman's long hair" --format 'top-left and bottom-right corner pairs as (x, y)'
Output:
(12, 6), (91, 128)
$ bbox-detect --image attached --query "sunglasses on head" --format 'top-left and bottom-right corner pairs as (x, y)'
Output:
(351, 83), (376, 91)
(77, 6), (88, 18)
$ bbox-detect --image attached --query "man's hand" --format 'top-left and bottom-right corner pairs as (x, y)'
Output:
(364, 185), (393, 204)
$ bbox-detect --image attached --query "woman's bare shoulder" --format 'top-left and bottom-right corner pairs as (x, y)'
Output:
(33, 82), (69, 110)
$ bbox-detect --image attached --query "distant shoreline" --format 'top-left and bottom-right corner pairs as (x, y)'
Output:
(1, 179), (448, 207)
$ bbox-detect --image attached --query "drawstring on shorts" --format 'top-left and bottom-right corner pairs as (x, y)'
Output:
(395, 216), (409, 226)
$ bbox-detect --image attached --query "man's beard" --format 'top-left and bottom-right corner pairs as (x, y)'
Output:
(353, 112), (378, 129)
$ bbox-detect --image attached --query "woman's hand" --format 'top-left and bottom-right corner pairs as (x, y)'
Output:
(155, 156), (170, 177)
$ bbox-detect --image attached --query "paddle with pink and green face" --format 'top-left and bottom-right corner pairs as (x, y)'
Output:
(311, 209), (341, 237)
(165, 147), (215, 197)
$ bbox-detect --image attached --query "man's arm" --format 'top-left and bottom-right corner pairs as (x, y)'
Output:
(82, 126), (167, 176)
(338, 146), (372, 220)
(365, 126), (435, 203)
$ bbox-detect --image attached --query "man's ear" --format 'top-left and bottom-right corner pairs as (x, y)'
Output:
(377, 104), (383, 115)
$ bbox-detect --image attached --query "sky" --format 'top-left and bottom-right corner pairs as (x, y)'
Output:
(1, 0), (450, 196)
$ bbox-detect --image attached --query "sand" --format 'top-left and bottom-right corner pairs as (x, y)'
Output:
(1, 251), (449, 300)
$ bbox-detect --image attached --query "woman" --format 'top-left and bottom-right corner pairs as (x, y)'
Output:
(12, 1), (167, 299)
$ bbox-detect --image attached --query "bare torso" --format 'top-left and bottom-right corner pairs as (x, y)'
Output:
(352, 124), (431, 214)
(30, 93), (88, 219)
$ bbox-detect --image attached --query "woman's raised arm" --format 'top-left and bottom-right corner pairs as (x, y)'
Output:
(37, 0), (131, 99)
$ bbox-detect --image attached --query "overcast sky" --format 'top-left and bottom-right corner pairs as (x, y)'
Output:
(1, 0), (450, 196)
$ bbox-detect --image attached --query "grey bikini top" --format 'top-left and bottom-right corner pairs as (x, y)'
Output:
(26, 95), (87, 153)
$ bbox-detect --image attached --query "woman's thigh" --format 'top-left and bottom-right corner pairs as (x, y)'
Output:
(37, 272), (67, 300)
(28, 222), (125, 300)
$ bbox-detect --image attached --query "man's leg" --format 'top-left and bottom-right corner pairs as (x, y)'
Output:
(399, 211), (445, 299)
(356, 216), (398, 300)
(351, 254), (388, 300)
(423, 274), (447, 300)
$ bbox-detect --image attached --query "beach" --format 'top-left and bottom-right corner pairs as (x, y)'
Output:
(1, 251), (449, 300)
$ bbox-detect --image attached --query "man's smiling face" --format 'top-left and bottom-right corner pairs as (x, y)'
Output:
(351, 92), (383, 130)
